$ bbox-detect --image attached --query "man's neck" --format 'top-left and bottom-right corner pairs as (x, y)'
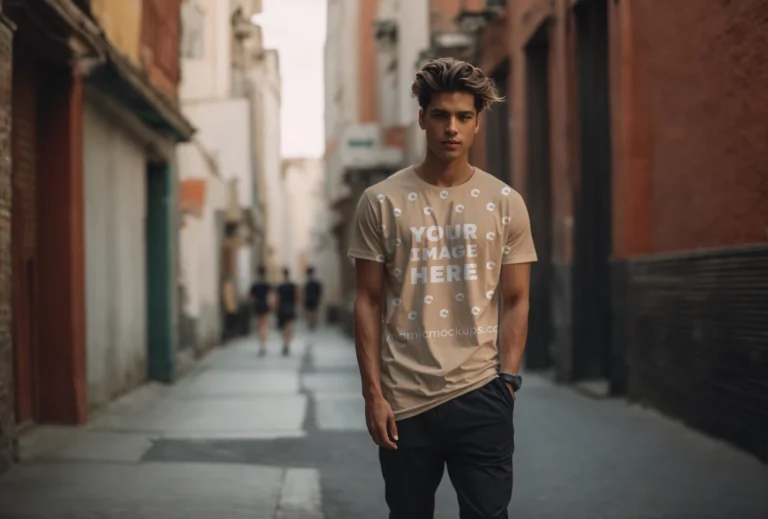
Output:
(415, 152), (474, 188)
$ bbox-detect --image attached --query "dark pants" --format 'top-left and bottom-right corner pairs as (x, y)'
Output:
(379, 377), (515, 519)
(277, 307), (296, 329)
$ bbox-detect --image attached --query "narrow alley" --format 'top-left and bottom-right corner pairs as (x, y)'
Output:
(1, 324), (766, 518)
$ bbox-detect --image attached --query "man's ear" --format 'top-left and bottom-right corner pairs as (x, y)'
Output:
(418, 109), (426, 130)
(474, 112), (480, 134)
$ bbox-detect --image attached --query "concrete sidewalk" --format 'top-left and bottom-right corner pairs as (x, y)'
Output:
(0, 333), (323, 519)
(2, 324), (767, 518)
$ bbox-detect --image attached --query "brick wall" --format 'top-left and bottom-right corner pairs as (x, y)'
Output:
(510, 0), (574, 263)
(141, 0), (182, 100)
(10, 47), (40, 428)
(508, 0), (579, 373)
(614, 0), (768, 462)
(630, 0), (768, 253)
(430, 0), (458, 33)
(0, 13), (14, 474)
(357, 0), (379, 123)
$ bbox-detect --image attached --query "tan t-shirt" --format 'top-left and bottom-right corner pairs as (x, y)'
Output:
(348, 166), (537, 420)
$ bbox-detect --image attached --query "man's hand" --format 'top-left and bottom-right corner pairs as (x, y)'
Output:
(365, 395), (398, 450)
(503, 381), (516, 402)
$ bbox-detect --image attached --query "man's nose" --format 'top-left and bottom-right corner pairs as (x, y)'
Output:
(445, 118), (458, 135)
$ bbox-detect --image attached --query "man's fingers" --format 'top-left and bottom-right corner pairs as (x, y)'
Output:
(377, 421), (397, 450)
(387, 413), (399, 442)
(367, 421), (381, 445)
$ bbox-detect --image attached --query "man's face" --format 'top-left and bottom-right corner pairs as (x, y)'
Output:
(419, 91), (479, 162)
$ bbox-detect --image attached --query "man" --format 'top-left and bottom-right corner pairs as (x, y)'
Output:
(249, 266), (272, 356)
(276, 267), (298, 356)
(303, 266), (323, 331)
(348, 57), (537, 519)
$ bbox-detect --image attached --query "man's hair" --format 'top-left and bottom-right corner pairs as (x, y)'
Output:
(306, 266), (315, 276)
(411, 57), (503, 113)
(257, 266), (266, 277)
(282, 267), (290, 278)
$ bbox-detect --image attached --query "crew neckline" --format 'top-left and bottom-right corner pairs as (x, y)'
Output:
(408, 165), (480, 192)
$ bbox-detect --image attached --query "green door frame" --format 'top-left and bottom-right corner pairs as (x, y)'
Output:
(146, 161), (176, 383)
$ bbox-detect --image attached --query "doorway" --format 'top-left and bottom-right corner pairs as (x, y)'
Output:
(485, 60), (511, 182)
(524, 25), (554, 370)
(573, 0), (613, 381)
(11, 49), (41, 428)
(146, 162), (174, 382)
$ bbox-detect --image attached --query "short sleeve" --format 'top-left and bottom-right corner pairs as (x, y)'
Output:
(502, 192), (538, 265)
(348, 191), (386, 263)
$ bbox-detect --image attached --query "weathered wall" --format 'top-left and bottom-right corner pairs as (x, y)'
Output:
(510, 0), (576, 263)
(0, 8), (14, 474)
(180, 0), (233, 101)
(177, 145), (228, 352)
(358, 0), (379, 123)
(140, 0), (181, 100)
(631, 0), (768, 253)
(10, 43), (38, 428)
(90, 0), (143, 66)
(83, 100), (148, 410)
(613, 0), (768, 462)
(182, 98), (253, 294)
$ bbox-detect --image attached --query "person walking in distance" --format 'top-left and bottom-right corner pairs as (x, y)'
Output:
(249, 266), (272, 356)
(276, 267), (298, 356)
(303, 266), (323, 331)
(349, 58), (537, 519)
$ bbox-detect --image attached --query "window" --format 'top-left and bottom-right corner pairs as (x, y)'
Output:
(180, 0), (205, 59)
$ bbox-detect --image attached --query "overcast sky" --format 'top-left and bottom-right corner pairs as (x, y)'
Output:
(252, 0), (327, 159)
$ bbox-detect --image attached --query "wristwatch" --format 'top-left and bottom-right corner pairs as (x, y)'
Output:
(499, 372), (522, 391)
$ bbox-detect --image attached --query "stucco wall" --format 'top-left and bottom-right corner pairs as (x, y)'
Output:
(0, 12), (14, 474)
(282, 159), (323, 277)
(176, 143), (228, 350)
(395, 0), (429, 127)
(253, 52), (283, 279)
(182, 98), (254, 296)
(180, 0), (233, 101)
(90, 0), (143, 66)
(83, 101), (148, 409)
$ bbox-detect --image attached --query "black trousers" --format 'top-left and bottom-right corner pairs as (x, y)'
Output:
(379, 377), (515, 519)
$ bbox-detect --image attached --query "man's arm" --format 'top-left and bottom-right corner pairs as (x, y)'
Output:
(354, 258), (398, 450)
(498, 263), (532, 394)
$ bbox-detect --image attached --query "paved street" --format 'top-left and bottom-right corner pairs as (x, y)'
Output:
(1, 323), (767, 518)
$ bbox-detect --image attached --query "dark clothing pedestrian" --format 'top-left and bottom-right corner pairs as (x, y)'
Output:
(304, 279), (322, 310)
(250, 281), (271, 315)
(379, 377), (515, 519)
(276, 282), (298, 329)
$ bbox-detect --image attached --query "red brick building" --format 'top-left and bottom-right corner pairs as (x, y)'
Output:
(0, 0), (14, 473)
(0, 0), (192, 474)
(468, 0), (768, 460)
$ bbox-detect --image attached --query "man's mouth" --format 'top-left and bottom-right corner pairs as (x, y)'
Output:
(442, 140), (460, 146)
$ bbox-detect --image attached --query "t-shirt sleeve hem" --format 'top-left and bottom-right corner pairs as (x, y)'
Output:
(348, 249), (385, 262)
(501, 253), (539, 265)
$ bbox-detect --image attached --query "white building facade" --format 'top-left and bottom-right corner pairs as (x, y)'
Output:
(244, 44), (283, 280)
(323, 0), (430, 330)
(177, 0), (274, 350)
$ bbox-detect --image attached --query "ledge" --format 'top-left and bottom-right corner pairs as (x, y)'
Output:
(43, 0), (195, 142)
